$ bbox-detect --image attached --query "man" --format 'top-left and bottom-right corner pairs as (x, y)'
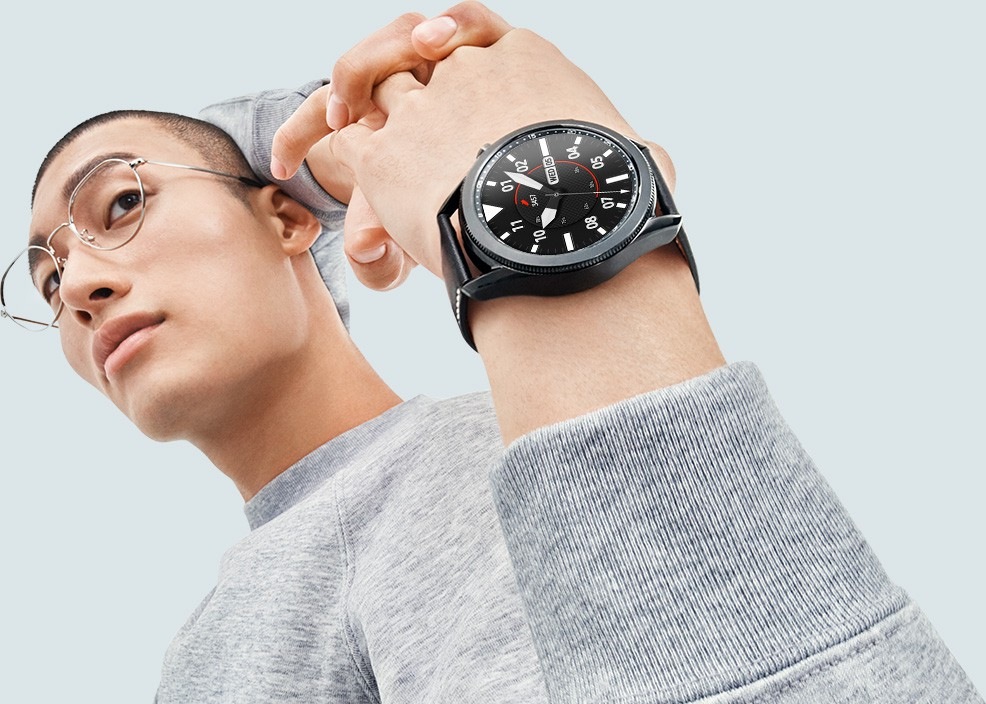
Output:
(5, 6), (982, 704)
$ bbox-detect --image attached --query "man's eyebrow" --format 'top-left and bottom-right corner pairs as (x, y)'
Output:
(26, 247), (47, 285)
(60, 151), (139, 203)
(29, 151), (141, 247)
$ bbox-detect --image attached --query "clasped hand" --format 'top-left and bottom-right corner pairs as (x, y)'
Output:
(271, 1), (673, 291)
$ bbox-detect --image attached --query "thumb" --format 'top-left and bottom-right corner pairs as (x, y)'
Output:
(410, 2), (513, 61)
(344, 186), (417, 291)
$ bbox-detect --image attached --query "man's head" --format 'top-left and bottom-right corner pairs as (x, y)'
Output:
(28, 113), (344, 442)
(32, 111), (256, 208)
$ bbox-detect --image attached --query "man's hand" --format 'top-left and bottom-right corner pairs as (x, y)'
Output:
(271, 3), (513, 290)
(321, 29), (651, 279)
(276, 3), (721, 441)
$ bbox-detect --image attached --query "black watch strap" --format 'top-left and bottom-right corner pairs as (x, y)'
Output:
(438, 191), (478, 350)
(673, 227), (701, 295)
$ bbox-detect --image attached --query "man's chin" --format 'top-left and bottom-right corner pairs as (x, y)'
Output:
(112, 367), (216, 443)
(123, 391), (197, 443)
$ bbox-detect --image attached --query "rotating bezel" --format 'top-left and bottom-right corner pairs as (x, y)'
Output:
(458, 120), (656, 275)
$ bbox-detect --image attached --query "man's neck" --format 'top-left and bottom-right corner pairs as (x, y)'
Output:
(191, 322), (402, 502)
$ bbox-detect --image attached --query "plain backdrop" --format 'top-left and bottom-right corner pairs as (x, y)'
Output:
(1, 0), (982, 699)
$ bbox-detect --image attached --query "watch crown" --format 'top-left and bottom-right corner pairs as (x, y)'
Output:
(476, 143), (490, 157)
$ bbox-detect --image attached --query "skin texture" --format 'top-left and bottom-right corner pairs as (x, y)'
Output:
(30, 119), (401, 499)
(275, 17), (724, 442)
(274, 2), (515, 291)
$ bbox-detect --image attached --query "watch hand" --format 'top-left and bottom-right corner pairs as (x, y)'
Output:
(546, 189), (630, 197)
(505, 171), (544, 191)
(540, 191), (563, 228)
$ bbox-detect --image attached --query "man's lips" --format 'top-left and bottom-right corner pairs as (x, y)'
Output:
(92, 312), (165, 377)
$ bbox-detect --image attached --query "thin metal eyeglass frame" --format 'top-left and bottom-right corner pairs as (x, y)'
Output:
(1, 157), (265, 331)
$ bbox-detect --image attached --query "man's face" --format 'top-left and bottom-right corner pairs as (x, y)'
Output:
(30, 118), (315, 441)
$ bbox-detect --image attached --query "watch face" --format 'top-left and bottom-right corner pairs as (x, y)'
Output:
(467, 123), (645, 267)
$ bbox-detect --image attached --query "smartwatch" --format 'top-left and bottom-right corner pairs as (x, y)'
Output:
(438, 119), (700, 350)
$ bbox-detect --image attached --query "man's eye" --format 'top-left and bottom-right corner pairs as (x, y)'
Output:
(108, 191), (142, 225)
(40, 269), (61, 305)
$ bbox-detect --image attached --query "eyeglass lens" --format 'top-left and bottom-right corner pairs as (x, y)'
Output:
(69, 159), (146, 251)
(2, 160), (146, 330)
(1, 245), (63, 331)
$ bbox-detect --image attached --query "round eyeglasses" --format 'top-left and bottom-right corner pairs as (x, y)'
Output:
(1, 157), (263, 331)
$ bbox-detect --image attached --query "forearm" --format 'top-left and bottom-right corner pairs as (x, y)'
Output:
(473, 243), (725, 443)
(489, 361), (983, 702)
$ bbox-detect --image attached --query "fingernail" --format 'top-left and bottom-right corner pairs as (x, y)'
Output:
(270, 155), (287, 181)
(350, 242), (387, 264)
(327, 93), (348, 131)
(414, 15), (457, 46)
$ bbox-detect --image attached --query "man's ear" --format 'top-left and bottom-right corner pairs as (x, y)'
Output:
(255, 185), (322, 256)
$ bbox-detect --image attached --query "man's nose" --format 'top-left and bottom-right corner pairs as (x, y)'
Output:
(57, 245), (132, 326)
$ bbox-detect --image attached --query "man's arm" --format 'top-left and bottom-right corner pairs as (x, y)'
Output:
(270, 8), (982, 702)
(280, 25), (726, 442)
(490, 360), (980, 702)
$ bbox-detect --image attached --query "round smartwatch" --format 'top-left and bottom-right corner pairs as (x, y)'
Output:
(438, 119), (700, 350)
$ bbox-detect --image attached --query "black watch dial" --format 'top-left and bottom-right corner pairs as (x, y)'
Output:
(471, 125), (641, 257)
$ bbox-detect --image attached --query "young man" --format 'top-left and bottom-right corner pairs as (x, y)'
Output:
(6, 6), (982, 704)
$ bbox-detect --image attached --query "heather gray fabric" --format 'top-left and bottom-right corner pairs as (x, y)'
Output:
(492, 361), (983, 703)
(154, 363), (983, 703)
(199, 80), (350, 329)
(156, 391), (548, 702)
(173, 90), (986, 702)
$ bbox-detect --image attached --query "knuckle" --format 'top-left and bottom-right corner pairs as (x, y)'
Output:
(329, 127), (359, 168)
(501, 27), (543, 51)
(508, 27), (536, 40)
(394, 11), (427, 32)
(331, 54), (363, 96)
(448, 1), (488, 28)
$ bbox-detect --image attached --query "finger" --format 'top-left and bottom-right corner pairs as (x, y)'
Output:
(351, 240), (418, 292)
(304, 132), (354, 204)
(271, 84), (334, 180)
(329, 12), (427, 130)
(344, 186), (418, 291)
(370, 71), (425, 117)
(328, 122), (376, 176)
(358, 106), (387, 132)
(411, 1), (513, 61)
(302, 108), (388, 205)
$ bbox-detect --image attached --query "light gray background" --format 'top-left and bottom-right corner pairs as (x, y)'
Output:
(1, 0), (982, 699)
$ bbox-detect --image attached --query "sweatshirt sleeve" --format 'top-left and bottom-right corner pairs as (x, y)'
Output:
(489, 360), (983, 703)
(198, 81), (350, 328)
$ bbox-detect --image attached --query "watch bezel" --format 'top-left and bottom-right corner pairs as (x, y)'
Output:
(458, 120), (656, 274)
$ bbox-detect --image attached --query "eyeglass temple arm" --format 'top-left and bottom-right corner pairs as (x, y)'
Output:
(0, 309), (59, 329)
(134, 159), (265, 189)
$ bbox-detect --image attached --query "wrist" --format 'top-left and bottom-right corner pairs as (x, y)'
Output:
(471, 246), (725, 443)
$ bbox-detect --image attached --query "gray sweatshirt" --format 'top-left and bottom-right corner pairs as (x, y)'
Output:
(160, 85), (984, 703)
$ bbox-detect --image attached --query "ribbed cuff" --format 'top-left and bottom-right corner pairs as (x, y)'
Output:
(490, 361), (907, 703)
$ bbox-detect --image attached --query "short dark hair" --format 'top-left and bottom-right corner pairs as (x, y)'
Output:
(32, 110), (257, 207)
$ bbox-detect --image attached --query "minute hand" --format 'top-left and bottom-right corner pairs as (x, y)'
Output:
(505, 171), (544, 191)
(548, 189), (630, 197)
